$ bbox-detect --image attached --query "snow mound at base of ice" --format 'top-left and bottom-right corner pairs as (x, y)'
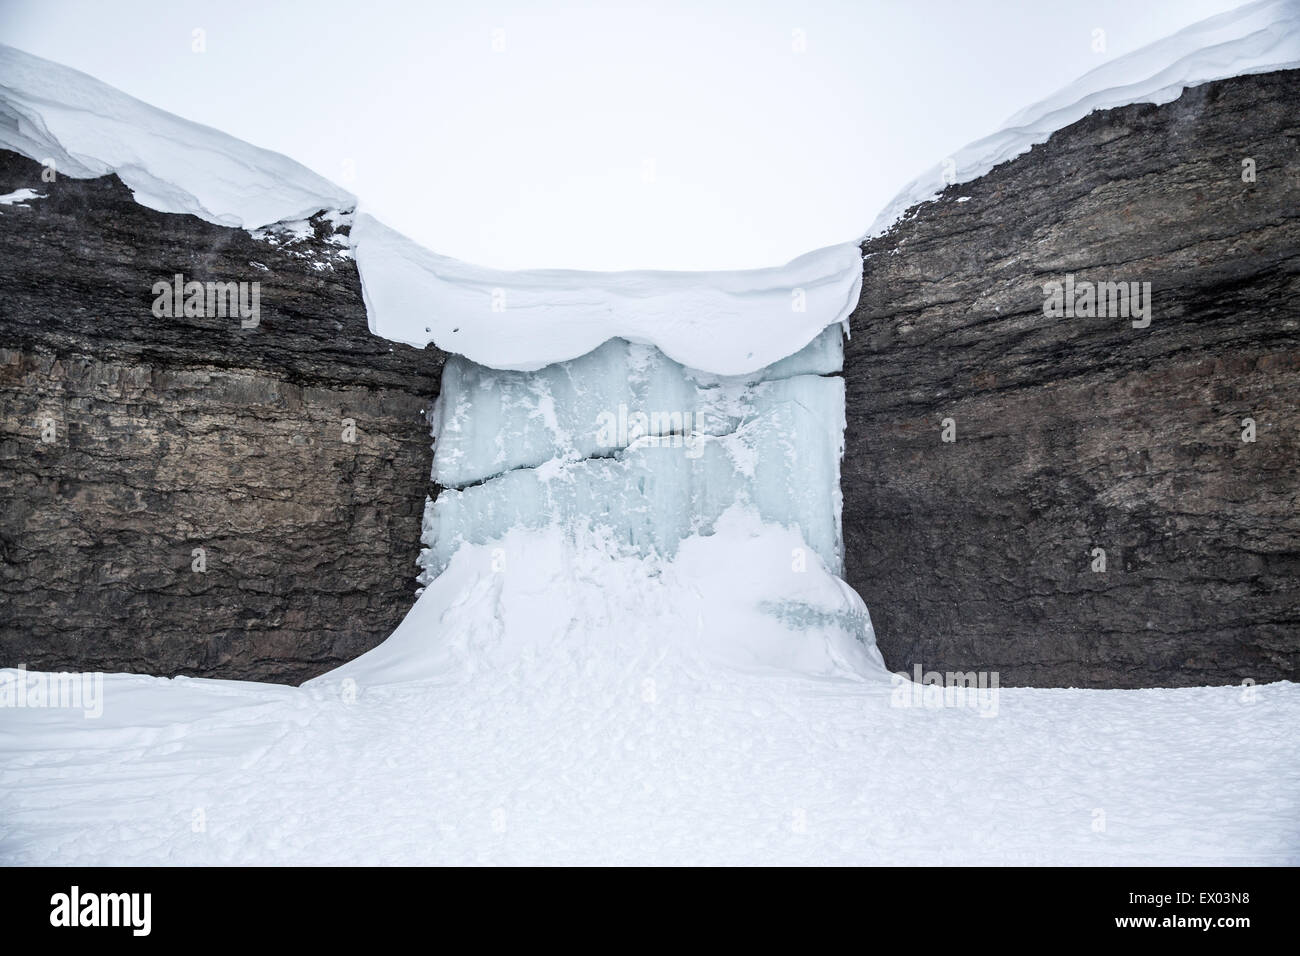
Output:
(352, 213), (863, 376)
(0, 44), (355, 228)
(317, 509), (883, 689)
(868, 0), (1300, 237)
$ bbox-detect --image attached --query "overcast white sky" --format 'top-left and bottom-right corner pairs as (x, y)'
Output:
(1, 0), (1247, 270)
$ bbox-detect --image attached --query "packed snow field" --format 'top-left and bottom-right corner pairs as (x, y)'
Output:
(4, 521), (1298, 865)
(7, 677), (1299, 865)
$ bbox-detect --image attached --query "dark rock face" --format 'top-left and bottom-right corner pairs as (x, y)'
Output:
(3, 69), (1296, 690)
(843, 70), (1300, 687)
(0, 151), (443, 683)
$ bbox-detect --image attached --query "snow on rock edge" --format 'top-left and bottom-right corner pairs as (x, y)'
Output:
(0, 41), (862, 376)
(867, 0), (1300, 237)
(0, 43), (355, 228)
(352, 213), (863, 376)
(3, 0), (1297, 371)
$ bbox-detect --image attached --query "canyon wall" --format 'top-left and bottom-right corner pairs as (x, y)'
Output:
(2, 69), (1297, 689)
(843, 69), (1300, 687)
(0, 152), (443, 683)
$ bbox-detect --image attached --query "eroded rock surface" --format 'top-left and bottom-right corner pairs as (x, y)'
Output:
(843, 70), (1300, 687)
(0, 152), (444, 682)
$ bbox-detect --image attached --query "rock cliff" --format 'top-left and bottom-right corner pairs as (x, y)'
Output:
(3, 68), (1297, 689)
(843, 69), (1300, 687)
(0, 151), (443, 682)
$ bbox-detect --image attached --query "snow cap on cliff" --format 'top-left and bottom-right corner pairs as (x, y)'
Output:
(0, 43), (355, 228)
(0, 42), (862, 375)
(3, 0), (1298, 374)
(352, 214), (863, 375)
(869, 0), (1300, 237)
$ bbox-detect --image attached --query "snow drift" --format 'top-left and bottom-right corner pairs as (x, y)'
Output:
(327, 510), (883, 689)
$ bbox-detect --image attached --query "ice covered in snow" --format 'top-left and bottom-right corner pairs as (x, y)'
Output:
(420, 327), (846, 580)
(868, 0), (1300, 237)
(352, 213), (862, 376)
(431, 325), (845, 488)
(0, 44), (354, 228)
(422, 385), (845, 579)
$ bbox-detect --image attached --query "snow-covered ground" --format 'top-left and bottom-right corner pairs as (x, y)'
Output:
(3, 521), (1297, 865)
(8, 676), (1298, 865)
(6, 675), (1297, 865)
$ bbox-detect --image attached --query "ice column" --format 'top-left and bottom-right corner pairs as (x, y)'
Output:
(418, 325), (847, 583)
